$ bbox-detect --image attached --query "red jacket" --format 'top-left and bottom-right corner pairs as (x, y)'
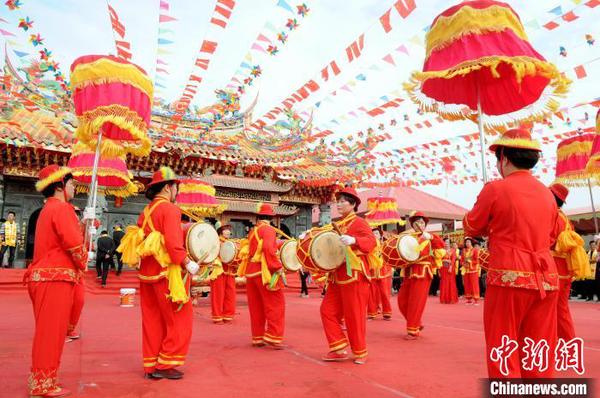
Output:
(137, 198), (188, 283)
(25, 197), (86, 283)
(332, 213), (377, 284)
(246, 221), (283, 278)
(461, 247), (480, 274)
(464, 170), (559, 292)
(404, 232), (444, 279)
(443, 247), (458, 274)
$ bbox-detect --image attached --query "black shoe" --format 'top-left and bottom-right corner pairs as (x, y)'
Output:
(144, 373), (159, 380)
(151, 368), (184, 380)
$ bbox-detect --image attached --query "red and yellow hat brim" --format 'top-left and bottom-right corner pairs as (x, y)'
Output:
(489, 137), (541, 152)
(35, 166), (72, 192)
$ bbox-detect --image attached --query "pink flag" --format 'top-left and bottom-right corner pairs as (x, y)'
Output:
(0, 28), (15, 37)
(251, 43), (266, 53)
(157, 59), (168, 65)
(160, 0), (169, 11)
(159, 14), (177, 23)
(382, 54), (395, 66)
(396, 44), (409, 55)
(257, 34), (271, 43)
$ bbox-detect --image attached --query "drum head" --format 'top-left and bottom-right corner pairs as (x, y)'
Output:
(399, 234), (420, 262)
(311, 231), (345, 271)
(280, 240), (302, 272)
(220, 240), (237, 264)
(186, 223), (220, 264)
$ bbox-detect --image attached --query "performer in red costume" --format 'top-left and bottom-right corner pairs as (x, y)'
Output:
(367, 228), (392, 320)
(549, 183), (577, 341)
(397, 211), (445, 339)
(319, 187), (376, 364)
(464, 128), (559, 378)
(25, 165), (87, 397)
(461, 237), (481, 305)
(121, 167), (200, 380)
(210, 223), (237, 323)
(439, 237), (458, 304)
(238, 203), (286, 348)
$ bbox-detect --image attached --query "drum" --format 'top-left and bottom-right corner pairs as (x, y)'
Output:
(382, 234), (420, 268)
(279, 240), (302, 272)
(183, 222), (220, 264)
(220, 240), (240, 264)
(478, 249), (490, 271)
(297, 230), (345, 274)
(119, 288), (136, 307)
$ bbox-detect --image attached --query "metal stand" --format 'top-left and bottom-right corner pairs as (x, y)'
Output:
(476, 87), (488, 183)
(587, 177), (599, 234)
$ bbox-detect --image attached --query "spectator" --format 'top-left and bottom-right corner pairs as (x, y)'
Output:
(96, 231), (115, 288)
(112, 224), (125, 276)
(0, 211), (19, 268)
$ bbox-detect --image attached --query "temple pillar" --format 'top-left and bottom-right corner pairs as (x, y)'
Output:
(319, 203), (331, 227)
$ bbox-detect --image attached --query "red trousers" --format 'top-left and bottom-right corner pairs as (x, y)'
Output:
(463, 272), (480, 302)
(320, 274), (370, 358)
(398, 276), (431, 335)
(210, 274), (236, 322)
(557, 278), (575, 341)
(439, 268), (458, 304)
(140, 278), (193, 374)
(246, 276), (285, 345)
(484, 285), (558, 378)
(68, 279), (85, 333)
(28, 281), (74, 395)
(367, 276), (392, 318)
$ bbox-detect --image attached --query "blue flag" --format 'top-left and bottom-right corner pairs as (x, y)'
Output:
(277, 0), (294, 13)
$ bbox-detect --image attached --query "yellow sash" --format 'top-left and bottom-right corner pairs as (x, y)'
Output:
(555, 211), (591, 280)
(117, 199), (188, 304)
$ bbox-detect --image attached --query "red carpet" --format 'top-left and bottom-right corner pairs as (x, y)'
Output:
(1, 268), (598, 397)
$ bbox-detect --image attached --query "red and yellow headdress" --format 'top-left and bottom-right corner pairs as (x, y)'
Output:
(36, 165), (72, 192)
(146, 167), (179, 191)
(488, 128), (541, 152)
(256, 202), (276, 216)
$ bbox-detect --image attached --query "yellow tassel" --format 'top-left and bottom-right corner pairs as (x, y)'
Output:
(556, 230), (592, 280)
(117, 225), (145, 267)
(433, 248), (446, 268)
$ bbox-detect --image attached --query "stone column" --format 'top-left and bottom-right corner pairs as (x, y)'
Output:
(319, 203), (331, 227)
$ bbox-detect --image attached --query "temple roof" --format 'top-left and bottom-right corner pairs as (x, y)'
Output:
(199, 174), (292, 193)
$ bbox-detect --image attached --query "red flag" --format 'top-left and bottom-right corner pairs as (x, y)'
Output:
(330, 61), (341, 75)
(394, 0), (416, 18)
(306, 80), (319, 92)
(116, 46), (131, 60)
(543, 21), (559, 30)
(574, 65), (587, 79)
(210, 18), (227, 28)
(115, 40), (130, 49)
(215, 5), (232, 18)
(189, 74), (202, 82)
(195, 58), (210, 69)
(200, 40), (218, 54)
(380, 8), (392, 33)
(345, 34), (365, 62)
(218, 0), (236, 9)
(561, 11), (578, 22)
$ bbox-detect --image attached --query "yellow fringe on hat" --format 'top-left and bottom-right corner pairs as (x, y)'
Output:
(35, 167), (72, 192)
(71, 57), (154, 99)
(75, 104), (152, 158)
(426, 4), (528, 57)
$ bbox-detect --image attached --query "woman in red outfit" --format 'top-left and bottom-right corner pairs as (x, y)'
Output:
(210, 224), (237, 323)
(25, 165), (87, 398)
(439, 238), (458, 304)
